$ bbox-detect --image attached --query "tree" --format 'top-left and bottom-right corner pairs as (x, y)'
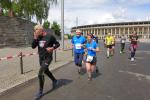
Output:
(0, 0), (57, 23)
(51, 21), (61, 36)
(43, 20), (50, 29)
(0, 0), (14, 17)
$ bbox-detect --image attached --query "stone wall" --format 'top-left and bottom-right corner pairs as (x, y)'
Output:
(0, 16), (34, 47)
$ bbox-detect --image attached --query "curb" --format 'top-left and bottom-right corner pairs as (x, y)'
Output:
(0, 60), (73, 96)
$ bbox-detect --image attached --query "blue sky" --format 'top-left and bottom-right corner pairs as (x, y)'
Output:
(48, 0), (150, 33)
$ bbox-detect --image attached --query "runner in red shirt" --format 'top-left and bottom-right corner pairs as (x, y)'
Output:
(129, 31), (138, 61)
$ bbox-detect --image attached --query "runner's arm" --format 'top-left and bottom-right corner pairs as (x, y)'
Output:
(32, 39), (38, 49)
(71, 38), (74, 48)
(52, 36), (60, 49)
(92, 42), (100, 52)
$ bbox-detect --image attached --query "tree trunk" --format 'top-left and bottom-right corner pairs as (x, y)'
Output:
(8, 9), (13, 17)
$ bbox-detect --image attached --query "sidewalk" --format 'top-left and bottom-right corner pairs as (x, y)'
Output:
(0, 47), (73, 94)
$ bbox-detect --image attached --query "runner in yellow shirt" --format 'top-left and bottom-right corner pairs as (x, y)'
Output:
(105, 33), (113, 58)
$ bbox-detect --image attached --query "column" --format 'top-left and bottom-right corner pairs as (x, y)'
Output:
(137, 27), (140, 34)
(142, 27), (144, 39)
(148, 27), (150, 39)
(119, 28), (121, 37)
(91, 29), (93, 34)
(132, 27), (135, 31)
(86, 30), (88, 36)
(97, 28), (99, 36)
(115, 28), (117, 35)
(100, 29), (102, 39)
(94, 29), (96, 35)
(104, 29), (106, 36)
(147, 27), (149, 39)
(128, 27), (130, 38)
(95, 29), (97, 35)
(123, 28), (125, 34)
(111, 28), (113, 34)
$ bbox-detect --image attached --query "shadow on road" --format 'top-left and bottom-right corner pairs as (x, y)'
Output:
(92, 72), (102, 79)
(38, 79), (73, 100)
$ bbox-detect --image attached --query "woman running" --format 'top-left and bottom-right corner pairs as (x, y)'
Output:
(85, 34), (100, 81)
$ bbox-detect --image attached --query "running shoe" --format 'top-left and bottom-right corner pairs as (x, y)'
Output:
(35, 90), (43, 100)
(52, 80), (59, 89)
(131, 58), (135, 61)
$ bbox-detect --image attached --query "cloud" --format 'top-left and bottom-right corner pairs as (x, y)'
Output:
(115, 0), (150, 6)
(47, 0), (150, 33)
(112, 7), (127, 18)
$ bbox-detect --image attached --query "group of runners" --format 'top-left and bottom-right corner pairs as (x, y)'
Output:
(32, 24), (138, 99)
(71, 29), (100, 81)
(104, 31), (138, 61)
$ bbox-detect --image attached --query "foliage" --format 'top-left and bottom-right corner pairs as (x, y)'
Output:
(0, 0), (57, 23)
(51, 21), (61, 36)
(43, 20), (50, 29)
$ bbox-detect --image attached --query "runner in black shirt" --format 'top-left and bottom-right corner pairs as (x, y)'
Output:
(32, 25), (60, 99)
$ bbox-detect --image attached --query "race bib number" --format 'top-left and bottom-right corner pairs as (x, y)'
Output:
(75, 43), (82, 49)
(88, 47), (92, 50)
(39, 41), (46, 48)
(86, 55), (93, 62)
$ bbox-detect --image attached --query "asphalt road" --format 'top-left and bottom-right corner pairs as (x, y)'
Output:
(0, 42), (150, 100)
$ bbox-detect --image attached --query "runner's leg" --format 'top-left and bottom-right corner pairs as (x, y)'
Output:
(74, 53), (78, 66)
(122, 43), (125, 52)
(38, 67), (45, 92)
(107, 47), (110, 58)
(86, 62), (92, 80)
(78, 53), (83, 73)
(130, 45), (135, 61)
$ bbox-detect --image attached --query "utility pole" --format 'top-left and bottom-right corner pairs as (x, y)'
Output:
(61, 0), (64, 50)
(76, 17), (78, 28)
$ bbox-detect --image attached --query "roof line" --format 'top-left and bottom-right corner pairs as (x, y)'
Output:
(72, 20), (150, 29)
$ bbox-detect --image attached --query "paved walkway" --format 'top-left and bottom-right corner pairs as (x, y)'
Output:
(0, 46), (73, 93)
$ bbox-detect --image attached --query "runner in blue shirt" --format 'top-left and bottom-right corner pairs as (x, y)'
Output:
(85, 34), (100, 81)
(71, 29), (86, 74)
(90, 33), (99, 73)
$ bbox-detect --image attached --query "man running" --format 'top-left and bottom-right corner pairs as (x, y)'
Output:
(120, 35), (126, 53)
(105, 33), (113, 58)
(32, 25), (60, 99)
(129, 31), (138, 61)
(72, 29), (86, 74)
(85, 34), (100, 81)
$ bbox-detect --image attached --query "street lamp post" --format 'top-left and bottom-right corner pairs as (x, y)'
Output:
(76, 17), (78, 28)
(61, 0), (64, 50)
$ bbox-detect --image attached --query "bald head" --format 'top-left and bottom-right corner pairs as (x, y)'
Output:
(34, 24), (44, 36)
(76, 29), (81, 36)
(34, 24), (43, 31)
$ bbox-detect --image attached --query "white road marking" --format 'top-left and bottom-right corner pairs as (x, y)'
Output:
(129, 63), (137, 66)
(119, 70), (150, 81)
(146, 52), (150, 55)
(137, 50), (150, 54)
(135, 57), (144, 60)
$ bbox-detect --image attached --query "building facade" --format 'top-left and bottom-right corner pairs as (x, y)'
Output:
(71, 21), (150, 39)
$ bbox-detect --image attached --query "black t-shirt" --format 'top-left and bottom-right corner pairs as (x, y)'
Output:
(130, 34), (138, 44)
(32, 33), (60, 58)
